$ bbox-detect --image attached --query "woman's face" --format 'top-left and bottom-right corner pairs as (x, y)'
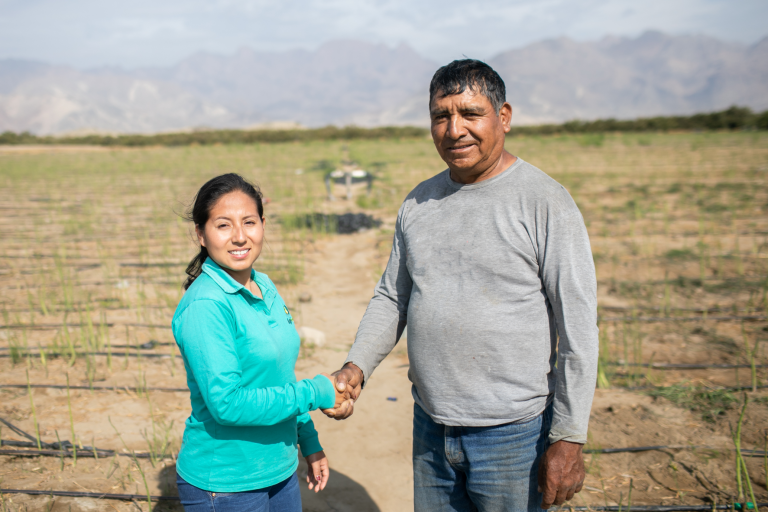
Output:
(196, 191), (265, 280)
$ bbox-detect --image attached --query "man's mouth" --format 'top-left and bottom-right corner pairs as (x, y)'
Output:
(446, 143), (474, 153)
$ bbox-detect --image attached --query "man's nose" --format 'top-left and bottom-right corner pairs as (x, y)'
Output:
(446, 115), (468, 139)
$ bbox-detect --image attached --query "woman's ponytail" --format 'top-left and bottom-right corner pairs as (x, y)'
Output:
(183, 246), (209, 290)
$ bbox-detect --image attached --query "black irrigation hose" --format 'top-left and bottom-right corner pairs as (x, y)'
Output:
(600, 306), (763, 313)
(607, 362), (768, 369)
(0, 417), (174, 459)
(0, 489), (765, 510)
(583, 444), (767, 457)
(0, 448), (172, 459)
(626, 384), (768, 392)
(0, 384), (187, 392)
(564, 507), (768, 511)
(0, 488), (179, 502)
(0, 341), (173, 351)
(0, 351), (172, 359)
(598, 315), (767, 323)
(0, 322), (171, 330)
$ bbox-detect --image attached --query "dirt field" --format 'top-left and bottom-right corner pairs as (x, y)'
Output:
(0, 133), (767, 511)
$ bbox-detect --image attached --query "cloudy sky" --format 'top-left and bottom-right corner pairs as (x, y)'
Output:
(1, 0), (766, 68)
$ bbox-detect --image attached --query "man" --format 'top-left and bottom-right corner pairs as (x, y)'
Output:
(325, 59), (598, 511)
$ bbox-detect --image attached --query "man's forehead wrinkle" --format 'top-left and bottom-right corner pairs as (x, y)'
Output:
(431, 98), (490, 115)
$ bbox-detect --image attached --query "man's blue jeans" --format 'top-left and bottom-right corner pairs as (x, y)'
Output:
(176, 471), (301, 512)
(413, 402), (552, 512)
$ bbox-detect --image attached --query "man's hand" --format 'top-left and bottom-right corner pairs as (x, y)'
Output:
(319, 373), (353, 409)
(321, 363), (364, 420)
(538, 440), (585, 509)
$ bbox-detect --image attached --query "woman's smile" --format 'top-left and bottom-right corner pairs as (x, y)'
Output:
(228, 248), (251, 259)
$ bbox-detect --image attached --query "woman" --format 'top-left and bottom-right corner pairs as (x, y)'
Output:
(172, 173), (342, 511)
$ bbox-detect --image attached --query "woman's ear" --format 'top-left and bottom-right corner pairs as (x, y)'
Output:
(195, 224), (207, 248)
(261, 216), (267, 227)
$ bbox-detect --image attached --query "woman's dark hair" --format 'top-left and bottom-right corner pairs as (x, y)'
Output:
(429, 59), (506, 114)
(183, 173), (264, 290)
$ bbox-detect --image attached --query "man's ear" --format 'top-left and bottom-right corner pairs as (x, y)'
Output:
(499, 102), (513, 134)
(195, 224), (206, 248)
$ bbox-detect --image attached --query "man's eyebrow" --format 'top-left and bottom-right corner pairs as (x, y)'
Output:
(430, 105), (487, 116)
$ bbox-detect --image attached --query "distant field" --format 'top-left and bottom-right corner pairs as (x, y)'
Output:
(1, 131), (767, 510)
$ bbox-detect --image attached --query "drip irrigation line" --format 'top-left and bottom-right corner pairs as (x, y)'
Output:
(0, 490), (764, 510)
(0, 322), (171, 330)
(0, 341), (174, 352)
(583, 444), (767, 457)
(0, 383), (187, 392)
(0, 488), (180, 502)
(0, 383), (186, 393)
(0, 417), (40, 445)
(0, 351), (172, 359)
(0, 448), (173, 459)
(626, 384), (768, 392)
(598, 315), (767, 323)
(565, 506), (768, 511)
(597, 276), (768, 286)
(600, 306), (762, 313)
(607, 362), (768, 369)
(0, 416), (174, 459)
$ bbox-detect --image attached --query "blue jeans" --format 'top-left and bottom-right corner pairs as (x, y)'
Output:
(176, 471), (302, 512)
(413, 402), (552, 512)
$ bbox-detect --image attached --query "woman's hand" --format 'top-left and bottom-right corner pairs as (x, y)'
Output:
(305, 451), (329, 492)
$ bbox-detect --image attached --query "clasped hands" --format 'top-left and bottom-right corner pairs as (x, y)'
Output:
(320, 363), (364, 420)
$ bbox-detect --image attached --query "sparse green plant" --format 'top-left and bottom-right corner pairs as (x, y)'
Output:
(26, 369), (41, 450)
(731, 393), (757, 508)
(647, 383), (739, 422)
(66, 373), (77, 466)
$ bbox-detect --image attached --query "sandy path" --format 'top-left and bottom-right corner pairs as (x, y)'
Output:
(292, 230), (414, 512)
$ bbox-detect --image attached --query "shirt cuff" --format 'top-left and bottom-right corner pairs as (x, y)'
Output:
(311, 374), (336, 410)
(548, 429), (587, 445)
(298, 432), (323, 458)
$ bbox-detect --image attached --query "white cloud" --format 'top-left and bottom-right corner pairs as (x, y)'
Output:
(0, 0), (765, 67)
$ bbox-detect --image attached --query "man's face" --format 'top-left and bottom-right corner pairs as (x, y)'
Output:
(430, 88), (511, 177)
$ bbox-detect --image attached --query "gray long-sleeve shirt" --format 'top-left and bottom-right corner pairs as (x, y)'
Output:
(346, 157), (598, 444)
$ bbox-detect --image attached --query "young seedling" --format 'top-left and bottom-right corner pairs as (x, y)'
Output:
(66, 373), (77, 467)
(596, 321), (610, 389)
(26, 369), (41, 450)
(109, 416), (153, 512)
(731, 393), (756, 507)
(741, 323), (759, 393)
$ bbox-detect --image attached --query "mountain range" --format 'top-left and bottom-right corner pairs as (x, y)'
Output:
(0, 31), (766, 135)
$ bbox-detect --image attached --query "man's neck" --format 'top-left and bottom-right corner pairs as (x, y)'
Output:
(449, 150), (517, 185)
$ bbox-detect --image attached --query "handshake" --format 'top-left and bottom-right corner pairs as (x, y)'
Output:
(319, 363), (365, 420)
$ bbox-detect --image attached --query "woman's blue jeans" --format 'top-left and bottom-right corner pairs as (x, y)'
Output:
(176, 471), (301, 512)
(413, 402), (552, 512)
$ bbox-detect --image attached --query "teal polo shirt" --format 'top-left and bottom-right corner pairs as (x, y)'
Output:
(172, 257), (335, 492)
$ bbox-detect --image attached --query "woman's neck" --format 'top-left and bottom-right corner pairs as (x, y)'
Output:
(224, 267), (252, 287)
